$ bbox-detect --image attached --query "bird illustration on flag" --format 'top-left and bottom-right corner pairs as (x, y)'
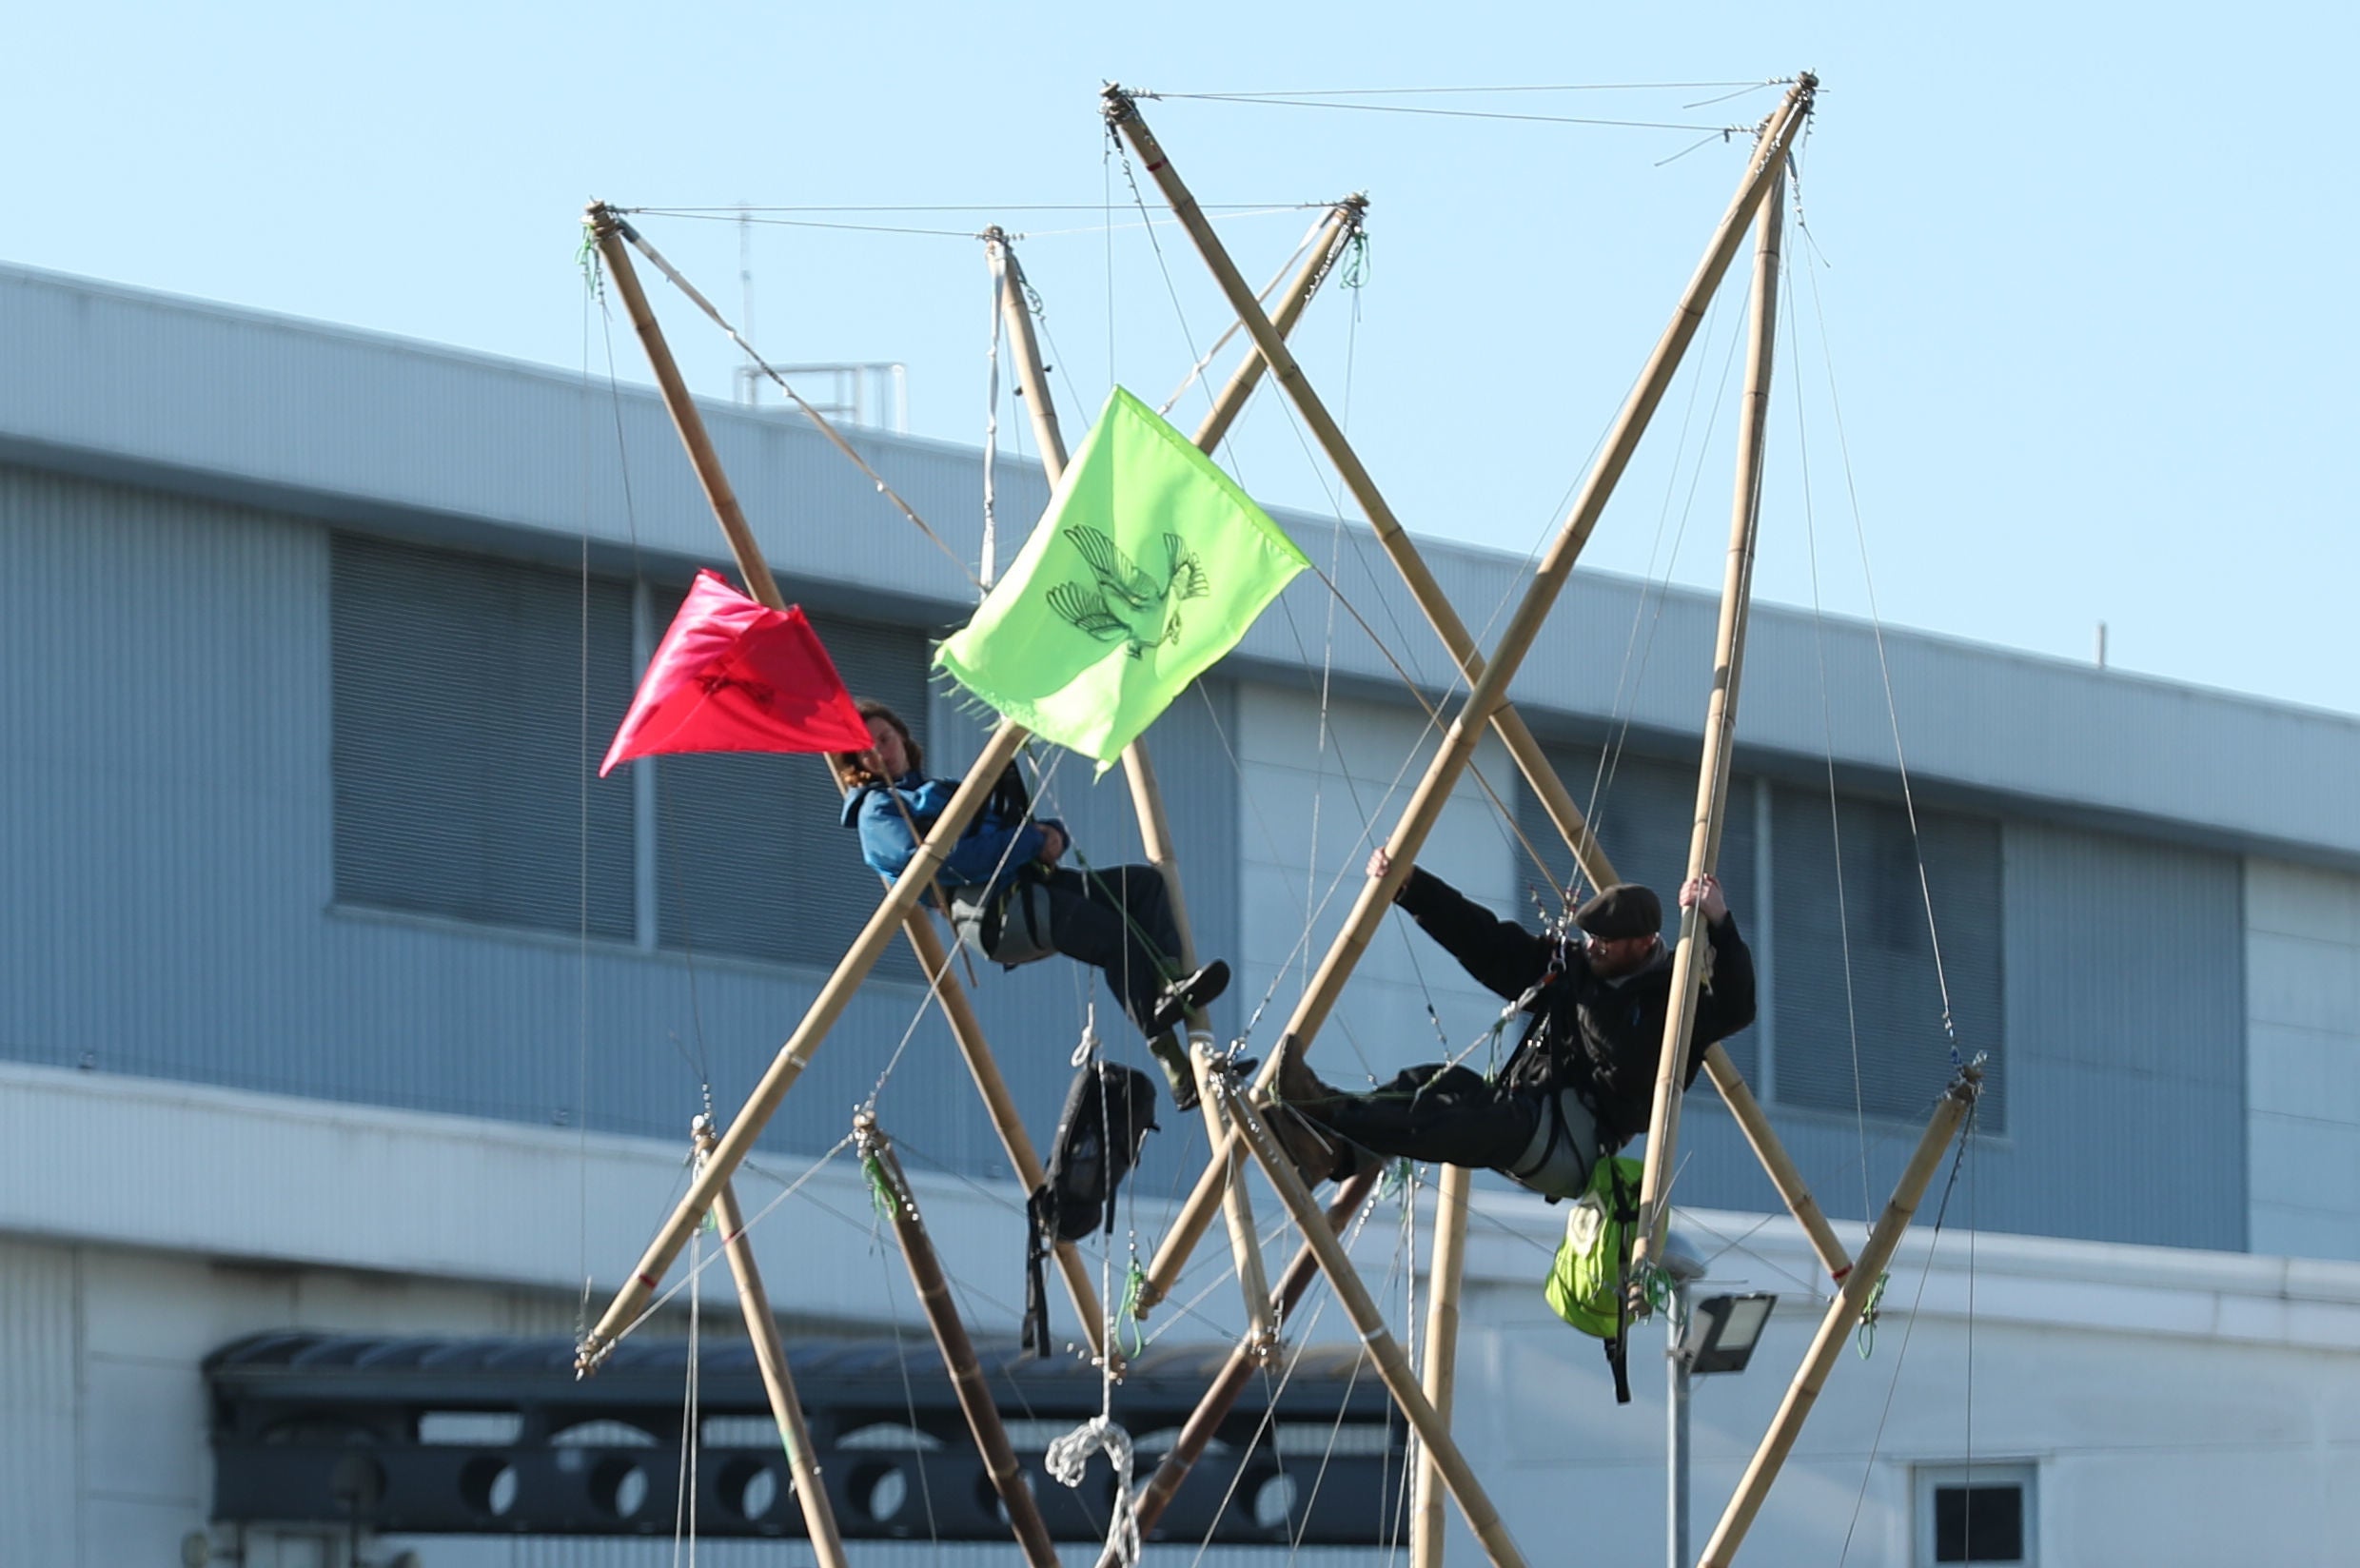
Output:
(1046, 527), (1210, 657)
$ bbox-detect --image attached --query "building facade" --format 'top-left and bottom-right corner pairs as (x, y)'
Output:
(5, 262), (2359, 1564)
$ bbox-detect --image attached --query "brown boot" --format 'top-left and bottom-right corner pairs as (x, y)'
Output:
(1261, 1102), (1340, 1187)
(1270, 1035), (1332, 1107)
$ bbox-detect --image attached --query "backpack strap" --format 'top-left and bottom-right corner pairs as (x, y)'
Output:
(1604, 1159), (1640, 1405)
(1021, 1183), (1053, 1359)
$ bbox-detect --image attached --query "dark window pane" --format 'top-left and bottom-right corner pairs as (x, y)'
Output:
(1771, 788), (2004, 1129)
(1934, 1482), (2024, 1562)
(656, 600), (931, 973)
(332, 535), (635, 938)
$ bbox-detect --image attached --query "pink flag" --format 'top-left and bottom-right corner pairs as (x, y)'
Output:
(600, 570), (872, 776)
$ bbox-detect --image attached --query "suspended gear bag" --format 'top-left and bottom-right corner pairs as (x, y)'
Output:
(1543, 1153), (1644, 1402)
(1022, 1061), (1160, 1356)
(949, 872), (1060, 967)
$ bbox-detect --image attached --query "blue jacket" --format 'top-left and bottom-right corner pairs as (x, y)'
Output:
(839, 772), (1065, 902)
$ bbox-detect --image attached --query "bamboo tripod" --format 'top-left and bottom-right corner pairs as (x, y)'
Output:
(576, 69), (1976, 1563)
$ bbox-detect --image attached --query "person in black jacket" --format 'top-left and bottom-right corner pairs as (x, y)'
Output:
(1266, 848), (1756, 1200)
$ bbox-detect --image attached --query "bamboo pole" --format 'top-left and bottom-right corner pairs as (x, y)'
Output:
(1124, 76), (1817, 1306)
(578, 721), (1029, 1371)
(1095, 1167), (1380, 1566)
(987, 216), (1357, 1327)
(1208, 1068), (1530, 1568)
(583, 204), (782, 610)
(1099, 90), (1621, 917)
(690, 1117), (852, 1568)
(985, 228), (1066, 470)
(1701, 1049), (1853, 1283)
(1410, 1163), (1471, 1568)
(580, 209), (1107, 1360)
(856, 1113), (1061, 1568)
(1698, 1067), (1981, 1566)
(1630, 164), (1786, 1279)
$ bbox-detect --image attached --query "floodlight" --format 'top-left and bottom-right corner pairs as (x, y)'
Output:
(1680, 1292), (1777, 1376)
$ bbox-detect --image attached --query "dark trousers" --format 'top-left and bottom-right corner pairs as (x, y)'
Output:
(1037, 865), (1181, 1040)
(1296, 1063), (1543, 1178)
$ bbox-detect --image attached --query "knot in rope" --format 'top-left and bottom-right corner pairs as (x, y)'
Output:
(1045, 1416), (1141, 1567)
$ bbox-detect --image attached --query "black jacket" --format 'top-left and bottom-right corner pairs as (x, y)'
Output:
(1394, 867), (1758, 1148)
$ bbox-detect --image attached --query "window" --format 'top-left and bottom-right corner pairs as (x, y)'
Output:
(332, 534), (637, 938)
(1915, 1462), (2035, 1566)
(655, 602), (931, 974)
(1771, 788), (2004, 1129)
(331, 537), (934, 973)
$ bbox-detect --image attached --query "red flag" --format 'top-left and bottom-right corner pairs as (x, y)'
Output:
(600, 570), (872, 776)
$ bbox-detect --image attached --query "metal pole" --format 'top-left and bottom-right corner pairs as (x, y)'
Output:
(1670, 1280), (1691, 1568)
(693, 1118), (853, 1568)
(1699, 1067), (1982, 1566)
(1631, 161), (1787, 1277)
(856, 1113), (1061, 1568)
(577, 721), (1030, 1372)
(1126, 75), (1818, 1307)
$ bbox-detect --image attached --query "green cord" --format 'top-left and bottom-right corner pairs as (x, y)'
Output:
(1340, 229), (1371, 289)
(1377, 1157), (1415, 1202)
(1855, 1271), (1890, 1359)
(577, 227), (605, 298)
(860, 1152), (898, 1222)
(1117, 1262), (1150, 1358)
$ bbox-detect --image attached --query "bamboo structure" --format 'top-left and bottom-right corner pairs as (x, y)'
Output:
(986, 217), (1366, 1339)
(1094, 1167), (1380, 1566)
(1122, 75), (1818, 1307)
(1409, 1163), (1471, 1568)
(580, 209), (1111, 1361)
(856, 1113), (1061, 1568)
(691, 1118), (852, 1568)
(1699, 1067), (1983, 1566)
(1630, 163), (1786, 1279)
(578, 720), (1030, 1371)
(1208, 1064), (1530, 1568)
(1102, 87), (1618, 942)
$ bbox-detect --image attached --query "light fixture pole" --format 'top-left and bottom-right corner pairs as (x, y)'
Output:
(1665, 1239), (1777, 1568)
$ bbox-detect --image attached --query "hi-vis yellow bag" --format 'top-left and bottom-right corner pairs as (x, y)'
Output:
(1543, 1155), (1643, 1339)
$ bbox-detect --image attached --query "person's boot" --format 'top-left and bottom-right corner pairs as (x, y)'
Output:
(1259, 1037), (1340, 1186)
(1148, 1032), (1200, 1112)
(1149, 959), (1231, 1035)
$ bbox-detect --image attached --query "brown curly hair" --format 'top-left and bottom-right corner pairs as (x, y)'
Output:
(835, 698), (923, 787)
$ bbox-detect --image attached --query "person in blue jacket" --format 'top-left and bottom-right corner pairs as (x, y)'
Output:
(836, 700), (1229, 1108)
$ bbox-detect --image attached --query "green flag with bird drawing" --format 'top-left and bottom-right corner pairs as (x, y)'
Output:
(937, 386), (1309, 765)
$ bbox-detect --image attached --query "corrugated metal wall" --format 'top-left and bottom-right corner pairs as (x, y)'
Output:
(0, 461), (1241, 1180)
(1662, 816), (2246, 1247)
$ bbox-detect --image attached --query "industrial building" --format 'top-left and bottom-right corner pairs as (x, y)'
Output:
(5, 260), (2358, 1566)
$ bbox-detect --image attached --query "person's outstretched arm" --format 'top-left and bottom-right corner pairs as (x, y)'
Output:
(1367, 846), (1555, 1001)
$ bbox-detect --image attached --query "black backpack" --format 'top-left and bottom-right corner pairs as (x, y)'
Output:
(1022, 1061), (1159, 1356)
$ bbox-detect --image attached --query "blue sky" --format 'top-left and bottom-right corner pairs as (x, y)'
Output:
(13, 2), (2355, 717)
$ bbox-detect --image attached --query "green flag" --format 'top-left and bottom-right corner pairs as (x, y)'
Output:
(938, 387), (1309, 765)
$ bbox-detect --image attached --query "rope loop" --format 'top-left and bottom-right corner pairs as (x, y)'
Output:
(1046, 1415), (1141, 1566)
